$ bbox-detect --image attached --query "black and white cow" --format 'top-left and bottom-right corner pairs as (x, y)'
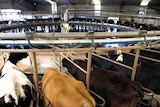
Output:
(0, 52), (33, 107)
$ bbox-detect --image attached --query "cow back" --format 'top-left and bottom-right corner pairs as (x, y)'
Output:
(42, 68), (95, 107)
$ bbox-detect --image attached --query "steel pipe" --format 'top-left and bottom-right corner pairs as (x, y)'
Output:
(60, 53), (87, 74)
(92, 53), (133, 70)
(0, 31), (160, 39)
(125, 52), (160, 63)
(29, 52), (40, 106)
(86, 51), (92, 90)
(141, 48), (160, 54)
(131, 49), (140, 81)
(0, 46), (146, 53)
(0, 36), (159, 45)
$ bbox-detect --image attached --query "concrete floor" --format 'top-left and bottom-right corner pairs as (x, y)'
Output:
(17, 52), (61, 74)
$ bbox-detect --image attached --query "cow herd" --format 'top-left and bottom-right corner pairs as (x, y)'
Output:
(0, 49), (159, 107)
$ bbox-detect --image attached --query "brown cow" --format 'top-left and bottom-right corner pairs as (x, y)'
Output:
(41, 68), (96, 107)
(62, 58), (144, 107)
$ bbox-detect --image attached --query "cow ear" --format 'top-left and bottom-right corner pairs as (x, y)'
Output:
(0, 52), (10, 69)
(1, 52), (10, 62)
(65, 51), (72, 57)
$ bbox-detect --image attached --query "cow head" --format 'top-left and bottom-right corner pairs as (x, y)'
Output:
(8, 52), (28, 64)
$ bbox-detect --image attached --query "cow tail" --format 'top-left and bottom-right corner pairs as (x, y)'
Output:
(39, 81), (54, 107)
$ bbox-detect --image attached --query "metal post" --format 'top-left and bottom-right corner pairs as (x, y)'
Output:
(131, 48), (140, 81)
(64, 8), (69, 22)
(86, 51), (92, 90)
(30, 52), (39, 102)
(59, 53), (62, 72)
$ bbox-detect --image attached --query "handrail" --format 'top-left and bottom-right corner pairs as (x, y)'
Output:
(124, 52), (160, 63)
(92, 53), (132, 70)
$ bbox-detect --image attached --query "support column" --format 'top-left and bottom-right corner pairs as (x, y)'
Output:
(30, 52), (39, 106)
(46, 0), (57, 15)
(131, 48), (140, 81)
(86, 51), (92, 90)
(51, 1), (57, 14)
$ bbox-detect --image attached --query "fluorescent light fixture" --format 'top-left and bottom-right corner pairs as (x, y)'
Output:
(92, 0), (101, 16)
(1, 9), (21, 13)
(46, 0), (54, 4)
(92, 0), (101, 4)
(140, 0), (150, 6)
(46, 0), (57, 14)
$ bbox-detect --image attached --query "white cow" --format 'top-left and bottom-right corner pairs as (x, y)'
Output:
(61, 23), (69, 33)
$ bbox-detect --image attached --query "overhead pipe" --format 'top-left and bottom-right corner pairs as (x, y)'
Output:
(67, 9), (160, 20)
(0, 46), (143, 53)
(0, 30), (160, 39)
(0, 36), (159, 46)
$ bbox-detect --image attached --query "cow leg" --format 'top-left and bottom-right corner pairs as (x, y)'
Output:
(4, 89), (18, 105)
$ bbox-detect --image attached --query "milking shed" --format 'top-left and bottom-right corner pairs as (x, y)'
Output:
(0, 0), (160, 107)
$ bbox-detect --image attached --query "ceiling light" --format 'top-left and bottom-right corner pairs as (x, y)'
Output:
(140, 0), (150, 6)
(34, 3), (36, 5)
(1, 9), (21, 13)
(46, 0), (54, 4)
(92, 0), (101, 4)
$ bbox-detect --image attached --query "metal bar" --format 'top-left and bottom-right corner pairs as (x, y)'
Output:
(50, 52), (62, 71)
(29, 52), (39, 106)
(142, 87), (154, 107)
(89, 89), (106, 106)
(86, 51), (92, 90)
(68, 9), (160, 20)
(141, 48), (160, 54)
(0, 36), (159, 45)
(60, 53), (87, 74)
(0, 46), (145, 53)
(126, 52), (160, 63)
(1, 31), (160, 39)
(0, 48), (92, 53)
(92, 53), (132, 70)
(96, 46), (143, 51)
(59, 53), (62, 72)
(131, 48), (140, 81)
